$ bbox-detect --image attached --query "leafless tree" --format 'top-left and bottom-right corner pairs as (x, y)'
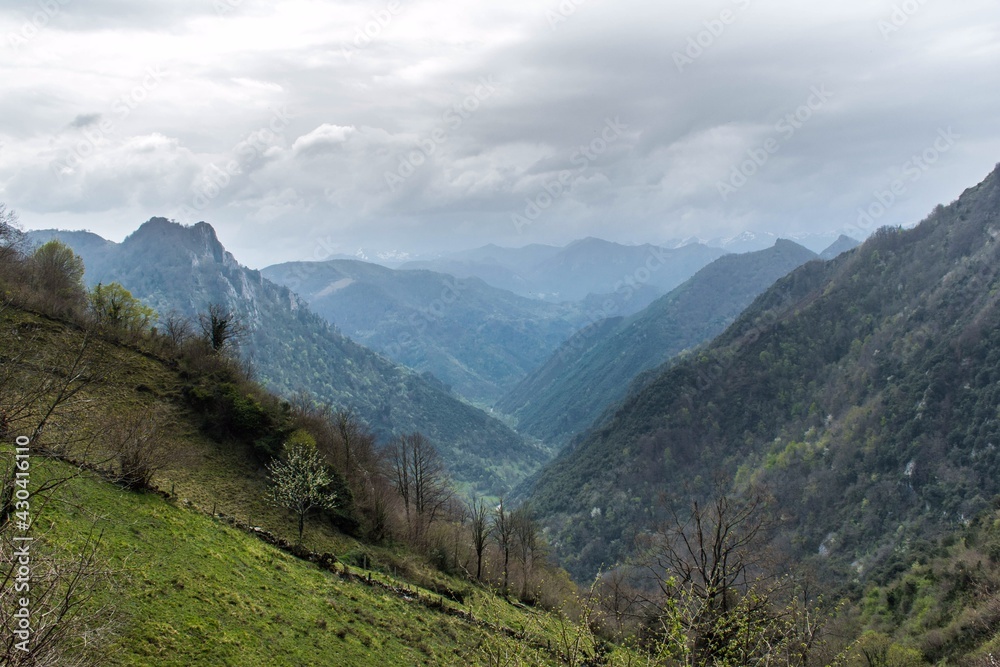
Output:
(512, 503), (540, 601)
(162, 311), (194, 347)
(389, 432), (453, 545)
(492, 497), (515, 596)
(0, 203), (25, 263)
(103, 406), (178, 490)
(0, 452), (118, 665)
(198, 303), (246, 353)
(333, 407), (374, 479)
(0, 522), (117, 666)
(634, 488), (836, 665)
(469, 496), (491, 582)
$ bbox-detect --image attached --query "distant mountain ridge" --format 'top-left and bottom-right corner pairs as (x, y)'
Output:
(29, 219), (545, 494)
(496, 239), (819, 447)
(261, 258), (585, 404)
(400, 238), (726, 310)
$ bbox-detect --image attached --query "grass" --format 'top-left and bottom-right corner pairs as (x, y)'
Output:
(24, 453), (584, 666)
(2, 307), (623, 665)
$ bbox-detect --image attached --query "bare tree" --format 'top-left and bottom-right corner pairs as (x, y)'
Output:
(0, 203), (25, 263)
(103, 406), (177, 490)
(0, 522), (117, 666)
(333, 407), (374, 478)
(634, 489), (833, 666)
(492, 497), (515, 596)
(512, 503), (540, 601)
(0, 447), (117, 665)
(469, 496), (491, 582)
(389, 432), (453, 545)
(198, 303), (246, 353)
(162, 311), (194, 347)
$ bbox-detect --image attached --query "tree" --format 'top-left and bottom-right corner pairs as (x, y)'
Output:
(469, 496), (491, 582)
(636, 489), (836, 666)
(88, 283), (156, 338)
(492, 497), (515, 596)
(198, 303), (246, 353)
(266, 435), (339, 542)
(29, 241), (86, 316)
(333, 407), (372, 478)
(162, 311), (194, 347)
(389, 432), (453, 545)
(512, 503), (540, 600)
(0, 203), (24, 262)
(103, 406), (175, 490)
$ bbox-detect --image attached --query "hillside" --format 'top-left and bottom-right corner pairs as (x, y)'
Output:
(497, 240), (818, 447)
(28, 220), (544, 494)
(0, 303), (624, 666)
(261, 259), (582, 405)
(526, 163), (1000, 594)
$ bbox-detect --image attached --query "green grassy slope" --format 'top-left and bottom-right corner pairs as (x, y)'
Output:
(0, 306), (615, 666)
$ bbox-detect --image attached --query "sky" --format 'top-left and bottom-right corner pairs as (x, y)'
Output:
(1, 0), (999, 268)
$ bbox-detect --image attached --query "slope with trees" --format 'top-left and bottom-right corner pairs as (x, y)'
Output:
(526, 163), (1000, 601)
(498, 240), (818, 447)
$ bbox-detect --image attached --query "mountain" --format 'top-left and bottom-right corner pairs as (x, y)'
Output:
(260, 259), (583, 405)
(496, 240), (818, 447)
(28, 219), (545, 493)
(819, 234), (861, 260)
(525, 164), (1000, 584)
(400, 238), (725, 310)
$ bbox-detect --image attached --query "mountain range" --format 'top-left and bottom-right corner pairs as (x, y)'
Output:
(400, 237), (726, 311)
(524, 163), (1000, 585)
(28, 219), (545, 494)
(260, 259), (584, 405)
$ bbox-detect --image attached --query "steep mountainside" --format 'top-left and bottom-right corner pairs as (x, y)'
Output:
(526, 164), (1000, 584)
(29, 219), (544, 493)
(498, 240), (818, 447)
(261, 259), (583, 405)
(401, 238), (725, 308)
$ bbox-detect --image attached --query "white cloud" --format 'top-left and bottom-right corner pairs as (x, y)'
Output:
(292, 124), (356, 155)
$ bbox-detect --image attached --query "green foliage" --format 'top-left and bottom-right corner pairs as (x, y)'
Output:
(183, 380), (291, 459)
(27, 239), (87, 316)
(527, 164), (1000, 598)
(89, 281), (157, 336)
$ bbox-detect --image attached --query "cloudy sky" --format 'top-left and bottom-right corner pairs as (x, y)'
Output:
(1, 0), (998, 267)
